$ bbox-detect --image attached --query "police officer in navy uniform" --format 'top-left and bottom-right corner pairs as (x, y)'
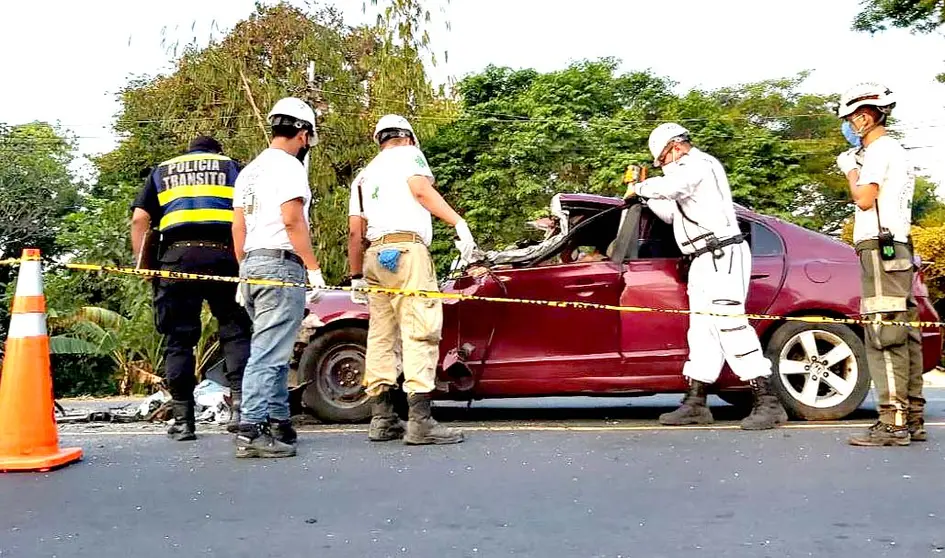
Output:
(130, 136), (252, 441)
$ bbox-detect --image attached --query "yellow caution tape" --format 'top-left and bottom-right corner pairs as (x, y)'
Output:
(1, 258), (942, 329)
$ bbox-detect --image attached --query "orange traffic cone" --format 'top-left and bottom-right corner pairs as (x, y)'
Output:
(0, 248), (82, 472)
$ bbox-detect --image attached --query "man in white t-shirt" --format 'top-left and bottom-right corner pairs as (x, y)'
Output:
(230, 97), (326, 458)
(836, 83), (923, 447)
(347, 114), (478, 445)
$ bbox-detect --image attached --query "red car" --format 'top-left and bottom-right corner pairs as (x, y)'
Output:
(292, 194), (942, 423)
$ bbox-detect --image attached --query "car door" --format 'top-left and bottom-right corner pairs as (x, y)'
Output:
(471, 206), (626, 396)
(616, 207), (788, 389)
(618, 205), (691, 388)
(739, 217), (786, 315)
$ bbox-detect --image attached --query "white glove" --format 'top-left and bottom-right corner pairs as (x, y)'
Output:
(306, 269), (326, 303)
(235, 285), (246, 307)
(350, 277), (369, 305)
(454, 219), (478, 263)
(836, 149), (859, 175)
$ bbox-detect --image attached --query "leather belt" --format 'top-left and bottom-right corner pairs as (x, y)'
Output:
(168, 240), (231, 251)
(246, 248), (304, 268)
(370, 232), (423, 247)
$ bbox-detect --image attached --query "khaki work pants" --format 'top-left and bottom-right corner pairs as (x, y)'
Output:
(363, 241), (442, 396)
(857, 242), (925, 427)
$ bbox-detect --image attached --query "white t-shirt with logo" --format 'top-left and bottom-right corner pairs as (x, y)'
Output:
(852, 135), (915, 244)
(233, 148), (311, 252)
(347, 145), (435, 245)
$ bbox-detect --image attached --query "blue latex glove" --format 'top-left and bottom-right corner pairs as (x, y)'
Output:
(378, 249), (402, 273)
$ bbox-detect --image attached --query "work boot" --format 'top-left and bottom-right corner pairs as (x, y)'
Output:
(907, 417), (927, 442)
(404, 393), (463, 445)
(270, 418), (298, 445)
(227, 390), (242, 434)
(849, 421), (911, 447)
(167, 399), (196, 441)
(368, 388), (406, 442)
(659, 380), (714, 426)
(740, 376), (789, 430)
(235, 423), (296, 458)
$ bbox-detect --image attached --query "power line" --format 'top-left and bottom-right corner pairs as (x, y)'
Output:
(6, 117), (945, 143)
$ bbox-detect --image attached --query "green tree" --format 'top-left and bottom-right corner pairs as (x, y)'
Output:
(0, 122), (80, 261)
(853, 0), (945, 81)
(422, 61), (849, 271)
(90, 2), (453, 281)
(0, 122), (81, 347)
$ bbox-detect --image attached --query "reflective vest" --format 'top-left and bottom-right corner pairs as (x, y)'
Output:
(152, 152), (240, 232)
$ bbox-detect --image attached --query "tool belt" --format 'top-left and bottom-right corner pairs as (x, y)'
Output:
(246, 248), (304, 268)
(687, 233), (746, 260)
(369, 232), (424, 247)
(854, 237), (913, 254)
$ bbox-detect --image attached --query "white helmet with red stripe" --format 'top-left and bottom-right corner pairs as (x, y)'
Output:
(837, 83), (896, 118)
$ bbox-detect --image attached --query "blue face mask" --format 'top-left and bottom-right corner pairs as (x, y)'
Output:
(841, 120), (862, 148)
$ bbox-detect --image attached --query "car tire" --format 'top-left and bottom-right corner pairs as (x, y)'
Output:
(764, 321), (870, 421)
(300, 326), (408, 423)
(300, 327), (373, 423)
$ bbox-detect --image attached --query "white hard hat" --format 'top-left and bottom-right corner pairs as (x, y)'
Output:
(268, 97), (318, 146)
(648, 122), (690, 167)
(373, 114), (417, 146)
(837, 83), (896, 118)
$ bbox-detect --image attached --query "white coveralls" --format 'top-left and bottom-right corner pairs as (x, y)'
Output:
(634, 147), (772, 384)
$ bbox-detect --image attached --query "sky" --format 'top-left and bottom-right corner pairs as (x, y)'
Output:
(1, 0), (943, 186)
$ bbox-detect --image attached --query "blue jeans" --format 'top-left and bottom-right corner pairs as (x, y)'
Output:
(239, 253), (306, 424)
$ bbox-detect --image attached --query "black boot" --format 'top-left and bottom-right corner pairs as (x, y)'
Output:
(908, 416), (927, 442)
(404, 393), (463, 445)
(235, 423), (296, 458)
(167, 399), (196, 441)
(849, 421), (911, 447)
(659, 380), (714, 426)
(741, 376), (789, 430)
(227, 390), (241, 434)
(369, 387), (406, 442)
(270, 418), (298, 445)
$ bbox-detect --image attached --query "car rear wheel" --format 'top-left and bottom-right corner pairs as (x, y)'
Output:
(765, 322), (870, 421)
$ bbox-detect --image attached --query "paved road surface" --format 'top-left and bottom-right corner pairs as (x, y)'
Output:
(2, 392), (945, 557)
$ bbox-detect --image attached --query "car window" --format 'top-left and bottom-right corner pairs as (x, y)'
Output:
(739, 219), (784, 256)
(630, 210), (783, 260)
(632, 207), (682, 260)
(535, 209), (622, 266)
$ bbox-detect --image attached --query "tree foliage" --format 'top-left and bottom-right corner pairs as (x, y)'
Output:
(0, 122), (81, 349)
(853, 0), (945, 33)
(421, 61), (851, 270)
(88, 1), (452, 281)
(0, 123), (80, 261)
(853, 0), (945, 81)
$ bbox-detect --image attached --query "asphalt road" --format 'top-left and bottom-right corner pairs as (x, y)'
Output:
(3, 393), (945, 558)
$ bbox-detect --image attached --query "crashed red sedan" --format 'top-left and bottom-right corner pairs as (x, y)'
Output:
(292, 194), (942, 423)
